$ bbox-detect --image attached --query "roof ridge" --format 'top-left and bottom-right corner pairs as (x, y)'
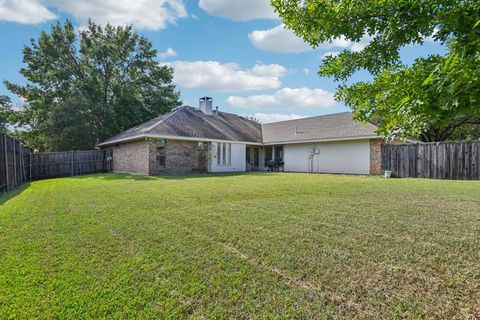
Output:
(186, 108), (240, 141)
(213, 111), (260, 139)
(144, 106), (185, 132)
(262, 111), (352, 126)
(221, 110), (261, 132)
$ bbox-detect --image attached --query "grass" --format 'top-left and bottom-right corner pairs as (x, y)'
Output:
(0, 172), (479, 319)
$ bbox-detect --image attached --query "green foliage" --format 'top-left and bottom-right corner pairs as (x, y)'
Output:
(42, 95), (99, 150)
(272, 0), (480, 141)
(5, 20), (180, 151)
(0, 96), (14, 130)
(338, 54), (480, 141)
(1, 173), (480, 318)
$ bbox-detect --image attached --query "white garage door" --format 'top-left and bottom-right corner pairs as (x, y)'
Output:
(283, 140), (370, 174)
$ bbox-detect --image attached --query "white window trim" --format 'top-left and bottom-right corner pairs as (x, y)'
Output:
(216, 142), (231, 166)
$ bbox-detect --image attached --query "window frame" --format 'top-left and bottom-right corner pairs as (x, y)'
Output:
(216, 142), (231, 166)
(155, 140), (166, 170)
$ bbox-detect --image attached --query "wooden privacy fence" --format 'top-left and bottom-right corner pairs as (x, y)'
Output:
(30, 149), (112, 180)
(0, 132), (33, 193)
(1, 132), (113, 193)
(382, 141), (480, 180)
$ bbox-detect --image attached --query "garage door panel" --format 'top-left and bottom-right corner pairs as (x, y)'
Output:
(284, 140), (370, 174)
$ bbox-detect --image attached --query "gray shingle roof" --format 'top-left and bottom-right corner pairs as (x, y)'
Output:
(98, 106), (262, 146)
(98, 109), (378, 147)
(261, 112), (378, 144)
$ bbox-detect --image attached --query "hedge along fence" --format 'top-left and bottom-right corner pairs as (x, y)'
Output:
(0, 132), (113, 193)
(382, 141), (480, 180)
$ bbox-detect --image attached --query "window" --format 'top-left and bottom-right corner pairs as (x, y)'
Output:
(216, 142), (231, 165)
(155, 140), (166, 170)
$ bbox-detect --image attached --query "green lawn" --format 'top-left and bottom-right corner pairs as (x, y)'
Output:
(0, 173), (479, 319)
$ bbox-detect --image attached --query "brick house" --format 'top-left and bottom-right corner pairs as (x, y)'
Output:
(98, 97), (383, 175)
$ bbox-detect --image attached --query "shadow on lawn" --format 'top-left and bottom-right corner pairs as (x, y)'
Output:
(72, 171), (263, 181)
(0, 182), (32, 206)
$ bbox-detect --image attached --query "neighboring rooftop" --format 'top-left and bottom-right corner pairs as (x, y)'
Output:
(98, 106), (262, 146)
(261, 112), (378, 144)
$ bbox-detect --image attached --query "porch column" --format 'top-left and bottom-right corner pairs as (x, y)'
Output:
(272, 145), (275, 160)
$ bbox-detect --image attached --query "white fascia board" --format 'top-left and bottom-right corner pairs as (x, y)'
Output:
(98, 134), (380, 147)
(98, 134), (263, 147)
(262, 135), (380, 145)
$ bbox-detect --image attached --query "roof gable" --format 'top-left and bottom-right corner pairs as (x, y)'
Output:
(99, 106), (262, 146)
(261, 112), (378, 144)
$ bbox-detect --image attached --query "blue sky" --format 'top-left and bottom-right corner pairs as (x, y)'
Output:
(0, 0), (445, 123)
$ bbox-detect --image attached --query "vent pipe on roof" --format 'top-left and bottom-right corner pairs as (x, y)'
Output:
(199, 97), (213, 116)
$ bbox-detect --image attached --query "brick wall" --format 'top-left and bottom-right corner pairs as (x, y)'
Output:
(369, 139), (383, 175)
(164, 140), (207, 174)
(110, 139), (208, 175)
(111, 139), (151, 175)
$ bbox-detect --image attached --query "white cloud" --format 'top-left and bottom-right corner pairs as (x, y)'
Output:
(48, 0), (187, 30)
(169, 60), (286, 92)
(227, 87), (336, 109)
(303, 68), (310, 75)
(249, 24), (373, 54)
(249, 25), (313, 54)
(0, 0), (56, 24)
(199, 0), (277, 21)
(0, 0), (188, 29)
(159, 47), (177, 59)
(247, 113), (307, 124)
(250, 63), (286, 77)
(349, 35), (373, 52)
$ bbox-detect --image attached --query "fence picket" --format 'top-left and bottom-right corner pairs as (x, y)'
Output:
(2, 133), (9, 192)
(383, 141), (480, 180)
(0, 132), (113, 193)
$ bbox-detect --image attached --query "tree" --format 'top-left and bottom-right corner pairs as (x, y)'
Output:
(5, 20), (180, 151)
(272, 0), (480, 141)
(0, 96), (14, 131)
(338, 55), (480, 142)
(42, 95), (98, 151)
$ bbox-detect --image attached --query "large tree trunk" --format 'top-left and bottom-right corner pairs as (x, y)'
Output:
(419, 117), (480, 142)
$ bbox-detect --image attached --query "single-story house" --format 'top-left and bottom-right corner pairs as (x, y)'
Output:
(98, 97), (383, 175)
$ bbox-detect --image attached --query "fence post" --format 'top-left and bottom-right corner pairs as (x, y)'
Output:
(3, 133), (9, 192)
(71, 150), (74, 176)
(12, 137), (17, 188)
(29, 152), (32, 181)
(22, 144), (26, 183)
(19, 144), (24, 184)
